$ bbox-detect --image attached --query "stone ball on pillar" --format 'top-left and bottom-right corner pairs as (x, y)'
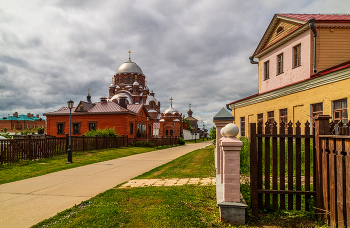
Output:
(220, 127), (226, 137)
(223, 123), (239, 137)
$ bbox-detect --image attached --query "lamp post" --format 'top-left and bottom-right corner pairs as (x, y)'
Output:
(146, 117), (149, 141)
(66, 99), (74, 164)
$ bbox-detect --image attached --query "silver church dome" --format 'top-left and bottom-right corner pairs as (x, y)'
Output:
(164, 106), (179, 114)
(117, 60), (143, 74)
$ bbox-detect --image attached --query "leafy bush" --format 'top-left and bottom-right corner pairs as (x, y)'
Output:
(209, 126), (216, 145)
(239, 137), (250, 175)
(37, 127), (45, 134)
(133, 141), (154, 147)
(84, 127), (118, 137)
(178, 137), (185, 145)
(0, 132), (11, 139)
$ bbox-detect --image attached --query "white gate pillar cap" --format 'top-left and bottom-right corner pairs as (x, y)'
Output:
(223, 123), (239, 137)
(220, 127), (226, 137)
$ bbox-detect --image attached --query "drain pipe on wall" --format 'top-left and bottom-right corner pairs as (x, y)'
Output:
(309, 18), (318, 74)
(249, 56), (259, 64)
(226, 104), (235, 124)
(293, 104), (304, 125)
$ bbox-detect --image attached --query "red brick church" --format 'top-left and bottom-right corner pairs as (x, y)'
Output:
(159, 98), (183, 138)
(44, 52), (160, 138)
(108, 51), (161, 121)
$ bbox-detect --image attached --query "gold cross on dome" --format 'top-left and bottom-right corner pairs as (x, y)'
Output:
(87, 88), (90, 94)
(170, 97), (173, 107)
(128, 50), (132, 60)
(112, 77), (114, 83)
(135, 75), (137, 80)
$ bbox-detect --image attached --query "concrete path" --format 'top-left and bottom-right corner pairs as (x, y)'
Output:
(0, 141), (211, 228)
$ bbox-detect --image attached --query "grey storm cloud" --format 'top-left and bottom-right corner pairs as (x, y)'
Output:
(0, 0), (349, 129)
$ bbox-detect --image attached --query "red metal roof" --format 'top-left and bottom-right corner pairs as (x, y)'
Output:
(278, 14), (350, 22)
(127, 104), (143, 114)
(153, 122), (160, 129)
(44, 101), (132, 115)
(311, 60), (350, 78)
(88, 101), (129, 113)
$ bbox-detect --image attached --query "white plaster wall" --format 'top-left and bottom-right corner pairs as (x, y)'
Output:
(260, 30), (311, 93)
(153, 128), (159, 137)
(183, 129), (192, 140)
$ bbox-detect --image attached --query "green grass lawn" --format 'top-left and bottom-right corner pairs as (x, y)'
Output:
(185, 138), (212, 144)
(135, 145), (216, 179)
(0, 146), (174, 185)
(32, 145), (224, 228)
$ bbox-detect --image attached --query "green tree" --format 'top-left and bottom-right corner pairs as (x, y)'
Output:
(209, 126), (216, 145)
(182, 116), (193, 131)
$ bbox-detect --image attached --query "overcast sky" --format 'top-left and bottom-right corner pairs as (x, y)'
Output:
(0, 0), (349, 130)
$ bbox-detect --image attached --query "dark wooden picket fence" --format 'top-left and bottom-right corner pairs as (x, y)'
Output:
(0, 134), (181, 164)
(250, 115), (350, 227)
(315, 116), (350, 227)
(134, 136), (179, 147)
(249, 120), (316, 217)
(0, 135), (128, 164)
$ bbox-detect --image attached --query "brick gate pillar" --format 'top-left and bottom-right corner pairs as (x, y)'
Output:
(218, 123), (247, 225)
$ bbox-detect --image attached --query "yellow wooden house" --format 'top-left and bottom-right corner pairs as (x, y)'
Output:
(228, 14), (350, 137)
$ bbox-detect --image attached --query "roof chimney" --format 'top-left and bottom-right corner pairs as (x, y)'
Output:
(13, 112), (18, 118)
(119, 95), (127, 109)
(27, 113), (31, 118)
(100, 96), (107, 104)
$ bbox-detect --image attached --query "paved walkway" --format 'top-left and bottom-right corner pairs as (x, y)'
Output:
(0, 141), (211, 228)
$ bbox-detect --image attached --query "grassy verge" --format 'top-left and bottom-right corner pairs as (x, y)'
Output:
(135, 145), (216, 179)
(33, 185), (220, 228)
(240, 183), (327, 227)
(0, 145), (175, 185)
(185, 138), (212, 144)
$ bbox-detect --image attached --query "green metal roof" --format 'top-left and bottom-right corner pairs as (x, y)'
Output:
(213, 107), (234, 121)
(1, 114), (45, 122)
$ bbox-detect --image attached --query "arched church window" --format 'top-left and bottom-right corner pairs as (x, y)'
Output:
(170, 130), (173, 136)
(151, 102), (154, 109)
(127, 76), (130, 83)
(122, 77), (124, 83)
(166, 130), (168, 136)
